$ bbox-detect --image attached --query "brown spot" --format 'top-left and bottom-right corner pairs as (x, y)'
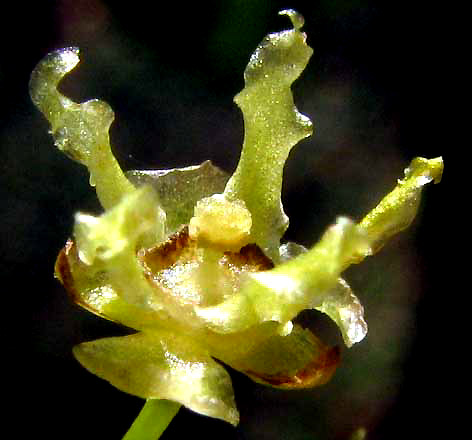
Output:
(223, 244), (274, 272)
(244, 345), (340, 389)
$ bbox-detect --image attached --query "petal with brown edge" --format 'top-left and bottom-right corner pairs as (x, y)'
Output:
(227, 324), (340, 389)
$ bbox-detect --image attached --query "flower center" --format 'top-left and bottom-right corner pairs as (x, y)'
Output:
(138, 225), (273, 307)
(188, 194), (252, 252)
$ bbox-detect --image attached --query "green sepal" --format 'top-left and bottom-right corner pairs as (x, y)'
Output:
(73, 331), (239, 425)
(127, 161), (229, 235)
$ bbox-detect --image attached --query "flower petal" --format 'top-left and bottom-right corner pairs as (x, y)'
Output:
(73, 332), (239, 425)
(278, 244), (367, 346)
(196, 217), (370, 333)
(314, 278), (367, 347)
(127, 161), (229, 234)
(72, 186), (166, 310)
(227, 324), (340, 389)
(359, 156), (443, 256)
(224, 10), (313, 260)
(55, 239), (166, 330)
(29, 47), (135, 209)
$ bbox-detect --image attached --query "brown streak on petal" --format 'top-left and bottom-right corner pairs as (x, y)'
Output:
(138, 226), (197, 272)
(223, 244), (274, 271)
(138, 225), (274, 274)
(244, 345), (340, 389)
(54, 239), (119, 322)
(137, 225), (275, 308)
(54, 239), (78, 301)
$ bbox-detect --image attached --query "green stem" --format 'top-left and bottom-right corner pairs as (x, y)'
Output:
(122, 399), (181, 440)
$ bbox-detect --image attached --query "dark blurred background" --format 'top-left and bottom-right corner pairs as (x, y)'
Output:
(2, 1), (453, 439)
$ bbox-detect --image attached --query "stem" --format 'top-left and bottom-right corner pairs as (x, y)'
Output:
(122, 399), (181, 440)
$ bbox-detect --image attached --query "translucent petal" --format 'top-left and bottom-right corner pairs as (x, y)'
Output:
(73, 332), (239, 425)
(359, 156), (443, 255)
(224, 12), (313, 260)
(196, 217), (370, 333)
(127, 161), (229, 234)
(314, 278), (367, 347)
(29, 47), (135, 209)
(72, 187), (165, 310)
(278, 243), (367, 346)
(278, 241), (308, 262)
(55, 239), (168, 330)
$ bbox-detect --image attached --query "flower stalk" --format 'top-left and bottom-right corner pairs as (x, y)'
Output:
(122, 400), (180, 440)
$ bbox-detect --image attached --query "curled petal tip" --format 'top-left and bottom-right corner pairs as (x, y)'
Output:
(279, 9), (305, 30)
(429, 156), (444, 183)
(30, 46), (80, 86)
(29, 47), (81, 113)
(52, 47), (81, 74)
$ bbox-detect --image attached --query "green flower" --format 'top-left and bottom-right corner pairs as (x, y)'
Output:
(30, 9), (442, 429)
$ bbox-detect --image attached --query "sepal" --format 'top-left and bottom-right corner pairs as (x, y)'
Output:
(74, 332), (239, 425)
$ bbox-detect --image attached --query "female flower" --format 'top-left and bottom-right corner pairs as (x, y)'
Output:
(30, 9), (442, 431)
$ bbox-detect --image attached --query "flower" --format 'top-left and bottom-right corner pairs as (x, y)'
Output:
(30, 9), (443, 427)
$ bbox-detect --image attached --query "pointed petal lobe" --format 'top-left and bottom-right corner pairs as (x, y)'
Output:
(73, 332), (239, 425)
(359, 156), (443, 255)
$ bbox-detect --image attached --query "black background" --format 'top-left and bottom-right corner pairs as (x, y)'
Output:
(2, 1), (455, 439)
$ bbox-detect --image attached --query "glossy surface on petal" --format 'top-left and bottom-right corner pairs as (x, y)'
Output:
(29, 48), (135, 209)
(73, 332), (239, 425)
(315, 278), (367, 347)
(359, 157), (443, 255)
(224, 13), (313, 260)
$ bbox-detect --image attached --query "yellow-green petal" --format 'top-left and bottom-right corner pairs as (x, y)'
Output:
(359, 156), (443, 255)
(227, 324), (340, 389)
(224, 10), (313, 260)
(73, 186), (165, 310)
(29, 47), (135, 209)
(277, 244), (367, 346)
(196, 217), (370, 334)
(55, 239), (168, 331)
(73, 332), (239, 425)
